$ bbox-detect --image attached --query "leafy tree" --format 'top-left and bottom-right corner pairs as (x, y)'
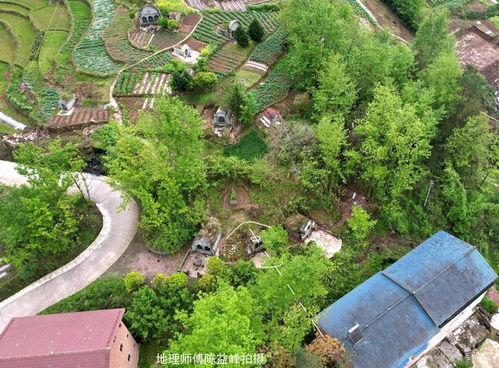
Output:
(171, 70), (193, 91)
(197, 273), (216, 291)
(248, 18), (264, 42)
(440, 163), (486, 237)
(348, 85), (435, 218)
(105, 97), (206, 253)
(269, 304), (313, 351)
(233, 26), (249, 47)
(125, 286), (170, 341)
(0, 141), (84, 278)
(383, 0), (424, 31)
(413, 9), (455, 69)
(268, 121), (316, 167)
(315, 115), (347, 193)
(124, 271), (146, 293)
(281, 0), (359, 89)
(347, 206), (376, 242)
(260, 226), (289, 255)
(226, 82), (256, 123)
(345, 32), (414, 102)
(421, 53), (462, 115)
(158, 16), (178, 30)
(444, 113), (494, 186)
(239, 93), (258, 125)
(206, 256), (225, 277)
(313, 53), (357, 118)
(251, 247), (329, 318)
(224, 260), (258, 287)
(164, 283), (264, 366)
(193, 71), (217, 90)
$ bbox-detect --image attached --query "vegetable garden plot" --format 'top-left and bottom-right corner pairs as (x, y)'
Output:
(208, 45), (247, 76)
(102, 7), (151, 64)
(249, 28), (286, 65)
(113, 72), (171, 96)
(192, 10), (279, 45)
(250, 59), (293, 112)
(127, 51), (172, 71)
(74, 0), (122, 75)
(60, 0), (92, 53)
(427, 0), (468, 7)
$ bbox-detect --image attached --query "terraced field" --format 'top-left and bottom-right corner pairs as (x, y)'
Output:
(102, 7), (151, 64)
(31, 2), (71, 31)
(0, 23), (16, 64)
(192, 10), (280, 45)
(208, 43), (250, 76)
(39, 30), (69, 74)
(0, 2), (30, 14)
(0, 12), (36, 66)
(74, 0), (123, 75)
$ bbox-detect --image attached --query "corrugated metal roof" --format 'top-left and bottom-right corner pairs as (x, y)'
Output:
(317, 231), (497, 368)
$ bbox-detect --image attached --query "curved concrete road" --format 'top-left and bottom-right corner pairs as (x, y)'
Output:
(0, 160), (138, 330)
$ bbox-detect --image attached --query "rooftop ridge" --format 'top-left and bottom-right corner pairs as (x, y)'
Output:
(0, 347), (109, 361)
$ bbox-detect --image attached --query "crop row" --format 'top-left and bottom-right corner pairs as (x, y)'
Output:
(60, 0), (92, 53)
(128, 51), (172, 71)
(74, 0), (123, 75)
(427, 0), (468, 7)
(250, 60), (293, 111)
(102, 8), (151, 64)
(209, 47), (246, 76)
(249, 28), (286, 65)
(193, 10), (280, 45)
(6, 66), (32, 113)
(113, 71), (143, 96)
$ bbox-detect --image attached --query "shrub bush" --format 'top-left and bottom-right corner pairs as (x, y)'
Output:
(480, 296), (497, 314)
(124, 271), (146, 293)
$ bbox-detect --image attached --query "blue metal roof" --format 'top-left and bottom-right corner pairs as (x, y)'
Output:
(317, 231), (497, 368)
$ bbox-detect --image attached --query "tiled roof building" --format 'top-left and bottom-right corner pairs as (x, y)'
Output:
(0, 308), (139, 368)
(317, 231), (497, 368)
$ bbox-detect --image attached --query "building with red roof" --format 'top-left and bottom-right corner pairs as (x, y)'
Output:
(0, 308), (139, 368)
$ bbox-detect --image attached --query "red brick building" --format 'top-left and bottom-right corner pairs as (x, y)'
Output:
(0, 308), (139, 368)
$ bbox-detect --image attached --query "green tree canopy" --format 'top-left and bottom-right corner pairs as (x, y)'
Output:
(105, 97), (207, 253)
(248, 18), (264, 42)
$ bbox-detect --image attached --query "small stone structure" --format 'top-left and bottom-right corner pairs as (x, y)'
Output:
(58, 96), (77, 112)
(212, 107), (233, 137)
(284, 214), (316, 241)
(139, 4), (160, 26)
(190, 217), (222, 256)
(172, 44), (200, 64)
(216, 19), (241, 39)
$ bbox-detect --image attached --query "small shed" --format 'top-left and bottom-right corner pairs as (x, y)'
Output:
(192, 236), (215, 254)
(139, 4), (160, 26)
(58, 96), (77, 112)
(168, 12), (181, 22)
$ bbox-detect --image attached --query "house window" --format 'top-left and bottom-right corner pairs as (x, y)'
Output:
(128, 354), (131, 362)
(142, 16), (147, 24)
(120, 344), (123, 352)
(119, 323), (122, 328)
(126, 334), (129, 338)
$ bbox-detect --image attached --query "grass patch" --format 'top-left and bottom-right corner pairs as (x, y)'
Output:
(223, 129), (268, 161)
(0, 3), (30, 15)
(39, 30), (68, 75)
(234, 69), (262, 88)
(40, 276), (131, 314)
(0, 23), (16, 64)
(31, 4), (71, 31)
(0, 12), (36, 66)
(12, 0), (47, 10)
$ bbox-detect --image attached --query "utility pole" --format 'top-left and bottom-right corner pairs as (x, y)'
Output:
(424, 180), (434, 208)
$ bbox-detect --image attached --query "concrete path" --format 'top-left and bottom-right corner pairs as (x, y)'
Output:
(0, 160), (139, 331)
(0, 111), (27, 131)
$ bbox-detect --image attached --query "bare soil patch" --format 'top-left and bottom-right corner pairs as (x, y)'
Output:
(103, 232), (185, 279)
(364, 0), (413, 42)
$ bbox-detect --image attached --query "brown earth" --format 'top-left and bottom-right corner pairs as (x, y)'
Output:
(363, 0), (413, 42)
